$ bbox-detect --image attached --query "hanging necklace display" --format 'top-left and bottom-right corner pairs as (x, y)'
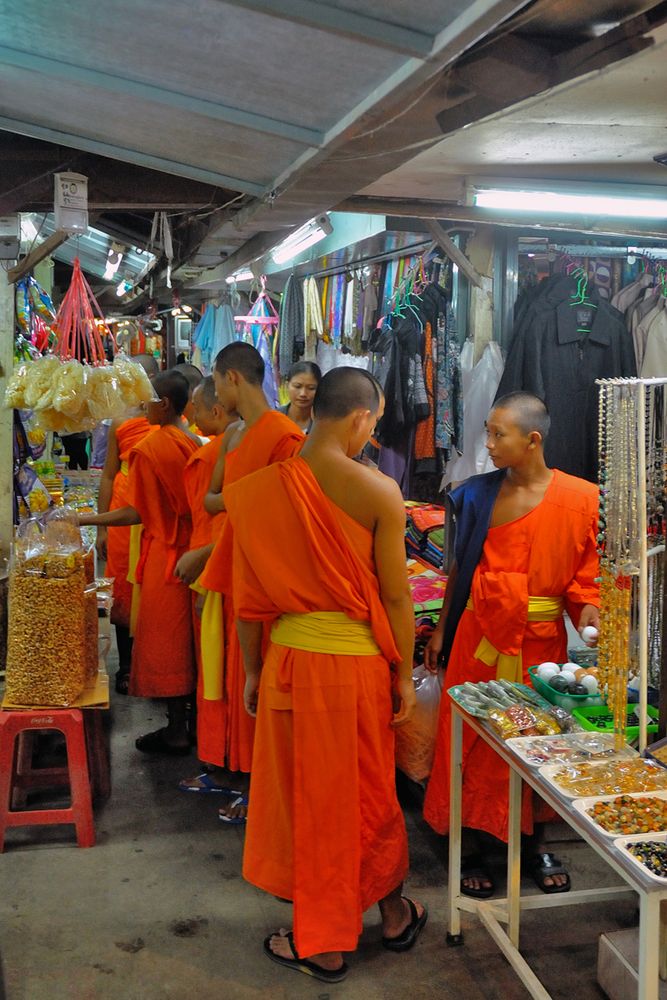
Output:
(597, 378), (667, 750)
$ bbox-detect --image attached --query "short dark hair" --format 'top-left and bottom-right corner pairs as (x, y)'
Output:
(215, 342), (264, 386)
(152, 370), (190, 415)
(195, 375), (218, 409)
(173, 362), (203, 393)
(313, 367), (382, 420)
(492, 391), (550, 440)
(287, 361), (321, 383)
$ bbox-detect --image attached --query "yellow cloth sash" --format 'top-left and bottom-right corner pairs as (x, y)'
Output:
(127, 524), (143, 636)
(466, 596), (564, 683)
(120, 459), (129, 476)
(271, 611), (380, 656)
(199, 589), (225, 700)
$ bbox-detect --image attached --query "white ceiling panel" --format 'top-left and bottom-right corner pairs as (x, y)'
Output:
(0, 0), (406, 134)
(362, 20), (667, 199)
(0, 66), (308, 189)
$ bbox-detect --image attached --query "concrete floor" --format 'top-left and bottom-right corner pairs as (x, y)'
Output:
(1, 659), (639, 1000)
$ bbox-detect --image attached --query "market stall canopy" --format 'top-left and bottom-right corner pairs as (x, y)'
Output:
(0, 0), (536, 280)
(342, 10), (667, 240)
(2, 0), (667, 287)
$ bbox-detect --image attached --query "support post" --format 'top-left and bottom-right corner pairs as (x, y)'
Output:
(426, 221), (484, 289)
(0, 257), (14, 568)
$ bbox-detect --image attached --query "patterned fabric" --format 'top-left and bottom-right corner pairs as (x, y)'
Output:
(278, 274), (304, 376)
(414, 321), (435, 460)
(303, 277), (323, 361)
(435, 305), (462, 452)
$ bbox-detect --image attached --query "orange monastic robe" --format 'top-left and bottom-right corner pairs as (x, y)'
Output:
(107, 416), (155, 627)
(225, 457), (408, 958)
(423, 470), (600, 841)
(199, 410), (304, 772)
(127, 425), (200, 698)
(183, 435), (224, 761)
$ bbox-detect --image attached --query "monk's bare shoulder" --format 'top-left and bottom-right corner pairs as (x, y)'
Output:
(344, 458), (404, 517)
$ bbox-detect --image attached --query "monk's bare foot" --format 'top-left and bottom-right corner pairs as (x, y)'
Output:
(381, 897), (426, 940)
(269, 930), (344, 972)
(459, 856), (494, 898)
(525, 851), (571, 893)
(218, 793), (248, 823)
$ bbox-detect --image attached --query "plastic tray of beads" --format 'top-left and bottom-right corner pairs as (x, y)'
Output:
(613, 833), (667, 883)
(539, 758), (667, 799)
(507, 733), (636, 768)
(573, 791), (667, 838)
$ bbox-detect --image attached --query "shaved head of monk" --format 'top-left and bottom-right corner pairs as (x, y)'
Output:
(313, 367), (383, 420)
(308, 367), (384, 459)
(174, 362), (203, 393)
(215, 342), (264, 385)
(132, 353), (160, 378)
(192, 376), (235, 437)
(213, 342), (266, 416)
(174, 363), (204, 424)
(486, 391), (550, 471)
(146, 369), (190, 425)
(490, 392), (550, 440)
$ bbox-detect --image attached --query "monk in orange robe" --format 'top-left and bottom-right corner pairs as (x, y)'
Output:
(174, 361), (203, 433)
(224, 367), (426, 984)
(198, 342), (303, 819)
(80, 370), (201, 754)
(423, 392), (600, 896)
(171, 376), (237, 790)
(96, 355), (159, 693)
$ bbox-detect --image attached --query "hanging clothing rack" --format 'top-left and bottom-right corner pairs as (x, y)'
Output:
(293, 239), (436, 283)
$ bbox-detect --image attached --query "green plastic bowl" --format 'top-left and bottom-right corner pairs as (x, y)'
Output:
(528, 665), (603, 712)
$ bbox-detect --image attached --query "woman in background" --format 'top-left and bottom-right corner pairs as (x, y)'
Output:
(278, 361), (321, 433)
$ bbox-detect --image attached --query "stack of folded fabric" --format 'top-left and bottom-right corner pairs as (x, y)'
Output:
(406, 558), (447, 664)
(405, 501), (445, 570)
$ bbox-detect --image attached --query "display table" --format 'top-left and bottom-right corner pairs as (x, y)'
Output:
(448, 701), (667, 1000)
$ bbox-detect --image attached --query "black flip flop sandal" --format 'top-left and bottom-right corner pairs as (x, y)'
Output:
(135, 728), (191, 757)
(526, 852), (571, 894)
(115, 671), (130, 695)
(262, 931), (348, 983)
(460, 855), (495, 899)
(382, 897), (428, 952)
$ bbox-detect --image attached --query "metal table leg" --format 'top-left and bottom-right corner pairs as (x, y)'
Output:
(507, 764), (522, 948)
(638, 891), (660, 1000)
(448, 707), (464, 944)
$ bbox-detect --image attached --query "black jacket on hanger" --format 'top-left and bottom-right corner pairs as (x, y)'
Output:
(496, 277), (636, 482)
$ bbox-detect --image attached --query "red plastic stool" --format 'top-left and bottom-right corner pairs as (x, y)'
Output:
(0, 708), (95, 850)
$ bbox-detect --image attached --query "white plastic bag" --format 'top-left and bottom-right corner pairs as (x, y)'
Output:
(443, 340), (505, 487)
(395, 665), (443, 783)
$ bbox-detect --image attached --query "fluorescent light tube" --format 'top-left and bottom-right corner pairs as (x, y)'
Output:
(474, 188), (667, 219)
(270, 215), (333, 265)
(225, 269), (254, 284)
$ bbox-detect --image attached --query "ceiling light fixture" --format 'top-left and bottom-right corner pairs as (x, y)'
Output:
(270, 214), (333, 265)
(473, 187), (667, 219)
(116, 277), (132, 297)
(225, 268), (254, 284)
(104, 242), (125, 281)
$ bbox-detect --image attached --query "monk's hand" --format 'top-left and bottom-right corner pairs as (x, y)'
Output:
(578, 604), (600, 646)
(174, 548), (208, 585)
(95, 527), (108, 562)
(391, 675), (417, 728)
(244, 674), (260, 717)
(424, 628), (444, 674)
